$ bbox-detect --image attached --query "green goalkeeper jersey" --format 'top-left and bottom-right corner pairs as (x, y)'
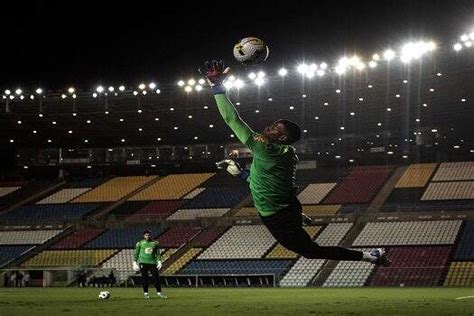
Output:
(133, 239), (161, 264)
(214, 93), (298, 217)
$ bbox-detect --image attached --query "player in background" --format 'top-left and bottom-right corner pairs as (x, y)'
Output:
(133, 230), (167, 299)
(200, 60), (389, 265)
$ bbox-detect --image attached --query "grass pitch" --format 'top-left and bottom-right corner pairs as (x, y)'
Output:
(0, 287), (473, 315)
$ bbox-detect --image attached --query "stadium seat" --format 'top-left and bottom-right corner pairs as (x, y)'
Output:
(0, 186), (21, 197)
(353, 220), (462, 246)
(51, 229), (104, 249)
(167, 208), (230, 221)
(182, 186), (249, 209)
(192, 226), (230, 247)
(83, 226), (165, 249)
(302, 205), (341, 216)
(453, 221), (474, 260)
(233, 207), (258, 217)
(315, 223), (353, 246)
(182, 188), (206, 199)
(71, 176), (156, 203)
(22, 249), (118, 267)
(198, 225), (276, 259)
(297, 183), (337, 204)
(431, 162), (474, 181)
(125, 200), (185, 221)
(322, 166), (393, 204)
(323, 248), (376, 287)
(0, 245), (34, 267)
(128, 173), (214, 200)
(157, 226), (201, 248)
(181, 259), (293, 276)
(421, 181), (474, 200)
(0, 230), (63, 245)
(444, 262), (474, 286)
(395, 163), (437, 188)
(163, 248), (202, 275)
(370, 246), (452, 286)
(36, 188), (91, 204)
(0, 204), (101, 225)
(279, 258), (326, 287)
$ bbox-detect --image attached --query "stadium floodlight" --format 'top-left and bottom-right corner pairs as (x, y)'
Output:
(248, 72), (256, 79)
(184, 86), (192, 93)
(35, 88), (43, 94)
(309, 63), (318, 72)
(372, 53), (380, 61)
(254, 77), (265, 86)
(306, 71), (315, 79)
(133, 91), (138, 96)
(68, 87), (75, 94)
(138, 83), (146, 90)
(320, 62), (328, 70)
(400, 41), (434, 63)
(118, 85), (125, 91)
(383, 49), (395, 61)
(9, 95), (14, 100)
(427, 41), (436, 51)
(177, 80), (185, 87)
(316, 69), (325, 77)
(108, 86), (114, 92)
(368, 60), (377, 68)
(196, 78), (205, 85)
(142, 90), (147, 95)
(349, 55), (361, 67)
(92, 92), (98, 98)
(461, 34), (469, 42)
(4, 89), (11, 95)
(195, 85), (203, 92)
(155, 89), (161, 94)
(20, 95), (25, 100)
(335, 65), (346, 75)
(355, 62), (365, 71)
(187, 79), (196, 86)
(465, 41), (472, 47)
(61, 94), (67, 99)
(278, 68), (288, 76)
(15, 88), (22, 95)
(228, 75), (236, 81)
(224, 81), (234, 89)
(296, 63), (308, 75)
(453, 43), (463, 51)
(96, 85), (104, 93)
(149, 82), (156, 89)
(257, 71), (265, 78)
(30, 95), (34, 100)
(234, 79), (244, 89)
(72, 94), (77, 99)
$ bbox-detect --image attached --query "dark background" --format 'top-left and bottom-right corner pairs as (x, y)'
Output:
(1, 0), (473, 89)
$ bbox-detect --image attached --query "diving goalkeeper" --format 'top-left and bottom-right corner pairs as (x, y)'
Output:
(200, 60), (388, 265)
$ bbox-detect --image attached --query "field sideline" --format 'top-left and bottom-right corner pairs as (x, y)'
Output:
(0, 287), (473, 315)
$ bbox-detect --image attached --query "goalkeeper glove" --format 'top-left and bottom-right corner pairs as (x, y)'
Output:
(156, 261), (162, 270)
(132, 261), (140, 272)
(216, 159), (249, 180)
(198, 60), (230, 94)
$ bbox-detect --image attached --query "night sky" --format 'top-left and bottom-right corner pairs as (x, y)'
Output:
(1, 0), (473, 89)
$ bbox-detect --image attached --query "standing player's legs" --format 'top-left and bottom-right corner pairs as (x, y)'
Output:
(260, 198), (364, 261)
(149, 264), (162, 293)
(140, 263), (151, 294)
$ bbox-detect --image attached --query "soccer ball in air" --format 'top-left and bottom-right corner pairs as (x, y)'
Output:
(233, 37), (269, 65)
(98, 291), (110, 299)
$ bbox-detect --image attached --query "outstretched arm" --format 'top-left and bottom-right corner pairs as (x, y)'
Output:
(213, 93), (254, 145)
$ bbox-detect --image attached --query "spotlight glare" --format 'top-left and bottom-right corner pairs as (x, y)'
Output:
(453, 43), (463, 51)
(4, 89), (11, 95)
(248, 72), (256, 79)
(460, 34), (469, 42)
(61, 94), (67, 99)
(188, 79), (196, 86)
(316, 69), (325, 77)
(383, 49), (395, 61)
(15, 88), (22, 95)
(96, 85), (104, 93)
(257, 71), (265, 78)
(234, 79), (244, 89)
(155, 89), (161, 94)
(184, 86), (192, 93)
(372, 53), (380, 61)
(465, 41), (472, 47)
(320, 62), (328, 70)
(133, 91), (138, 96)
(278, 68), (288, 76)
(138, 83), (146, 90)
(118, 85), (125, 91)
(108, 86), (114, 92)
(148, 82), (156, 89)
(198, 78), (206, 85)
(36, 88), (43, 94)
(195, 85), (203, 92)
(177, 80), (185, 87)
(296, 63), (308, 74)
(368, 60), (377, 68)
(92, 92), (98, 98)
(254, 77), (265, 86)
(68, 87), (75, 94)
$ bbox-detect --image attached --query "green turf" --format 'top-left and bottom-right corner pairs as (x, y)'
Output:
(0, 287), (473, 315)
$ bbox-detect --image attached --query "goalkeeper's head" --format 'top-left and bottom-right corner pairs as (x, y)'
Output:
(263, 119), (301, 145)
(143, 230), (153, 241)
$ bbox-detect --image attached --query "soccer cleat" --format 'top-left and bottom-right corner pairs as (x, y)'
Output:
(369, 248), (390, 266)
(157, 293), (168, 299)
(302, 213), (313, 226)
(144, 293), (150, 299)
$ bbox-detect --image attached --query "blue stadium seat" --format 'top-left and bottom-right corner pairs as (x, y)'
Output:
(0, 204), (101, 225)
(0, 245), (33, 267)
(83, 226), (165, 249)
(182, 186), (249, 209)
(181, 260), (293, 276)
(453, 221), (474, 260)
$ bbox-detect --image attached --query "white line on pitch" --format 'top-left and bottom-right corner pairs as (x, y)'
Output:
(455, 295), (474, 300)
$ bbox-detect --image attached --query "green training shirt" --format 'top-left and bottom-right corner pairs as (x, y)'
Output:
(214, 93), (298, 217)
(133, 239), (161, 264)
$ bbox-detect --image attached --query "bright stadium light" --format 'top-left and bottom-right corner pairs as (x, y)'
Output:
(138, 83), (146, 90)
(72, 94), (77, 99)
(68, 87), (75, 94)
(257, 71), (265, 78)
(92, 92), (98, 98)
(142, 90), (147, 95)
(465, 41), (472, 47)
(296, 63), (308, 75)
(234, 79), (244, 89)
(372, 53), (380, 61)
(228, 75), (236, 81)
(453, 43), (463, 51)
(320, 62), (328, 70)
(278, 68), (288, 76)
(195, 85), (203, 92)
(20, 95), (24, 100)
(133, 91), (138, 96)
(254, 77), (265, 86)
(400, 41), (435, 63)
(61, 94), (67, 99)
(177, 80), (185, 87)
(248, 72), (256, 79)
(118, 85), (125, 91)
(184, 86), (192, 93)
(316, 69), (325, 77)
(30, 95), (34, 100)
(35, 88), (43, 94)
(4, 89), (11, 95)
(15, 88), (22, 95)
(309, 63), (318, 72)
(368, 60), (377, 68)
(155, 89), (161, 94)
(108, 86), (114, 92)
(306, 71), (315, 79)
(96, 85), (104, 93)
(461, 34), (469, 42)
(383, 49), (395, 61)
(188, 79), (196, 86)
(224, 81), (234, 89)
(355, 62), (365, 70)
(335, 65), (346, 75)
(149, 82), (156, 89)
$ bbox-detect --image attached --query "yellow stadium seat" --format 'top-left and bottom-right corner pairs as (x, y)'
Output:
(303, 205), (341, 216)
(21, 250), (117, 267)
(395, 163), (437, 188)
(163, 248), (202, 275)
(234, 207), (258, 217)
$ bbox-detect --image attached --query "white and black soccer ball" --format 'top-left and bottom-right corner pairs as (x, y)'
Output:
(98, 291), (110, 300)
(233, 37), (269, 65)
